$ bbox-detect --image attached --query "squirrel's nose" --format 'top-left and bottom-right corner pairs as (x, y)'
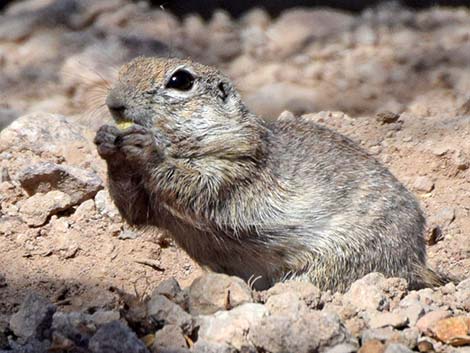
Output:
(106, 92), (127, 119)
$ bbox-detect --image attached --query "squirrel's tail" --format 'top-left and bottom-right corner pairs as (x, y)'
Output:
(413, 266), (459, 289)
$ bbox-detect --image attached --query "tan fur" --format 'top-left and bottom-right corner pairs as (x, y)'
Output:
(94, 57), (453, 292)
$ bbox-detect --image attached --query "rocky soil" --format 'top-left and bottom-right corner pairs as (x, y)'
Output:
(0, 0), (469, 352)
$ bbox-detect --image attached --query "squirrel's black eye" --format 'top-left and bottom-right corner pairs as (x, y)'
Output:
(165, 70), (195, 91)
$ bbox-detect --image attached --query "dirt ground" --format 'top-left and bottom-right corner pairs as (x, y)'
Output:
(0, 0), (469, 328)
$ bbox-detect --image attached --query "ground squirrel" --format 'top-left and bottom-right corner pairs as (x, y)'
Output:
(94, 56), (447, 292)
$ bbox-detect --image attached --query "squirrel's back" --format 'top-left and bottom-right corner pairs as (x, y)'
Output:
(254, 115), (428, 291)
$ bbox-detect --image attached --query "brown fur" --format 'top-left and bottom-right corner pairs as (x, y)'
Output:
(94, 57), (452, 292)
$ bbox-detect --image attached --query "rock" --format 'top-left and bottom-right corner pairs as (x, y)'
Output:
(147, 294), (193, 334)
(0, 113), (98, 167)
(358, 328), (414, 349)
(266, 280), (321, 308)
(453, 150), (469, 171)
(153, 325), (187, 351)
(188, 273), (252, 315)
(207, 23), (241, 62)
(9, 293), (56, 341)
(198, 303), (267, 350)
(239, 8), (271, 29)
(72, 199), (96, 222)
(429, 316), (470, 346)
(456, 278), (470, 311)
(359, 340), (385, 353)
(429, 207), (456, 229)
(94, 190), (122, 221)
(89, 320), (149, 353)
(17, 162), (103, 205)
(413, 176), (434, 193)
(266, 9), (354, 58)
(456, 277), (470, 291)
(384, 343), (413, 353)
(51, 311), (95, 348)
(362, 327), (396, 343)
(7, 337), (52, 353)
(192, 339), (237, 353)
(376, 111), (400, 125)
(416, 339), (434, 352)
(388, 328), (420, 350)
(343, 273), (389, 312)
(416, 310), (451, 334)
(0, 320), (9, 349)
(19, 190), (73, 226)
(249, 310), (354, 353)
(368, 311), (409, 329)
(353, 25), (378, 45)
(430, 145), (449, 157)
(265, 292), (308, 316)
(152, 278), (182, 302)
(396, 302), (425, 327)
(325, 343), (358, 353)
(90, 310), (120, 326)
(245, 83), (318, 120)
(118, 228), (139, 240)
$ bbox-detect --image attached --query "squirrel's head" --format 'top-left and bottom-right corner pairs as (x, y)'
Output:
(106, 56), (266, 160)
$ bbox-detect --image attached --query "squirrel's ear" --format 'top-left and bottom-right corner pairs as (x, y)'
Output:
(217, 82), (229, 102)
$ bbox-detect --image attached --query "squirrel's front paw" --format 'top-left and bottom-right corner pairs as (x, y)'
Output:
(115, 125), (160, 163)
(94, 125), (121, 159)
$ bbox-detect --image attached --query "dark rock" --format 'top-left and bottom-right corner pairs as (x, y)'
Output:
(147, 294), (193, 334)
(153, 325), (187, 351)
(0, 320), (8, 349)
(152, 278), (182, 302)
(51, 312), (95, 348)
(9, 293), (56, 341)
(0, 273), (6, 288)
(6, 337), (51, 353)
(90, 310), (120, 325)
(88, 320), (149, 353)
(376, 111), (400, 125)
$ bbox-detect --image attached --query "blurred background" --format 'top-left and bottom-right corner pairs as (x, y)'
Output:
(153, 0), (470, 17)
(1, 0), (469, 15)
(0, 0), (469, 127)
